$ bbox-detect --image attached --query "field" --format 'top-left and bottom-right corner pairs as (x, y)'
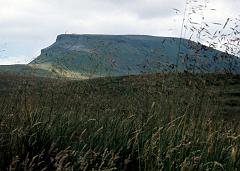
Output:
(0, 73), (239, 170)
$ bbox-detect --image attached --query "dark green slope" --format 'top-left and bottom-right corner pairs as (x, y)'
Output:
(30, 34), (240, 78)
(0, 65), (57, 78)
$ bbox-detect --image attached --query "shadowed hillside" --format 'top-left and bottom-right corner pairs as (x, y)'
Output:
(0, 65), (56, 77)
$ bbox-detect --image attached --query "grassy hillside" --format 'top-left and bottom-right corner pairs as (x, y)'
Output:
(0, 65), (57, 78)
(0, 73), (239, 170)
(2, 35), (240, 79)
(29, 34), (240, 78)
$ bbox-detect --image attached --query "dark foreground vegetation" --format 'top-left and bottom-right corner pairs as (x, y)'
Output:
(0, 73), (239, 170)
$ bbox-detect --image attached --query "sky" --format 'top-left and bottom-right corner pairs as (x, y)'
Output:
(0, 0), (239, 65)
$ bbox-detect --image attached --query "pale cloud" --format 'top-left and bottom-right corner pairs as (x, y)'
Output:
(0, 0), (239, 65)
(0, 55), (30, 65)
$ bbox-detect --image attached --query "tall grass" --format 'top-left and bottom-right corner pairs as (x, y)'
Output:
(0, 73), (239, 170)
